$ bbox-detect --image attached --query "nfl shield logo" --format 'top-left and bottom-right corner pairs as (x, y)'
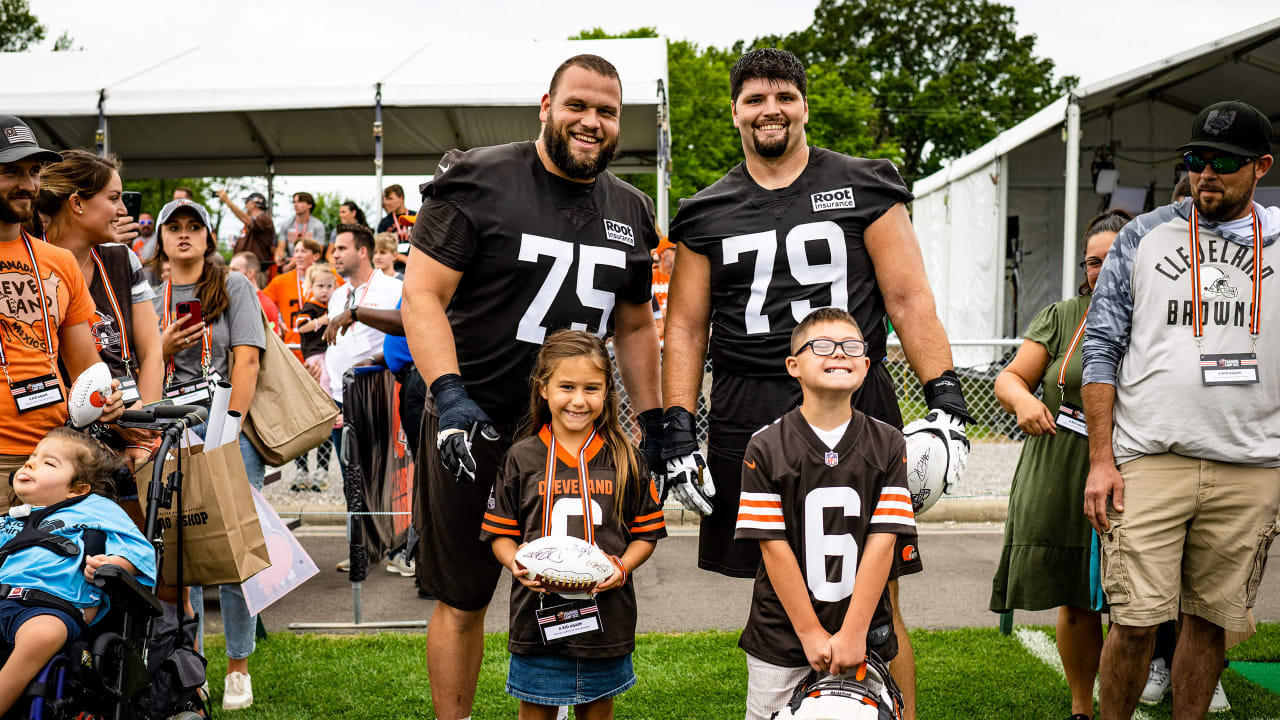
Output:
(824, 451), (839, 467)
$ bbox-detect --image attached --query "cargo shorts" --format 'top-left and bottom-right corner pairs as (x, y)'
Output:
(1097, 453), (1280, 634)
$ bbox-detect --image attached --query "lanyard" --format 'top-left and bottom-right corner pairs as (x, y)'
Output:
(345, 272), (377, 312)
(0, 229), (58, 384)
(294, 268), (311, 307)
(541, 425), (599, 546)
(161, 281), (212, 383)
(293, 217), (308, 239)
(1057, 307), (1089, 392)
(1189, 206), (1263, 350)
(393, 212), (410, 240)
(90, 248), (132, 375)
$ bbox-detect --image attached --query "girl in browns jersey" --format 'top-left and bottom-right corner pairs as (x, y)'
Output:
(481, 330), (666, 720)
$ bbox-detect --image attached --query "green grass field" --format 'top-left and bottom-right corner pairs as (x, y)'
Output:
(201, 624), (1280, 719)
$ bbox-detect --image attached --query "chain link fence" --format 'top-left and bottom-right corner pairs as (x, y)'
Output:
(615, 339), (1026, 499)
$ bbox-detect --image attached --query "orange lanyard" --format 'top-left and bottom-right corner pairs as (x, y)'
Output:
(1188, 206), (1263, 349)
(161, 281), (212, 382)
(541, 425), (599, 546)
(0, 230), (58, 384)
(90, 248), (132, 375)
(294, 269), (311, 307)
(1057, 307), (1089, 392)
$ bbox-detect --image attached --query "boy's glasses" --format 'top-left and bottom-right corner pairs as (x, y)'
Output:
(797, 338), (867, 357)
(1183, 151), (1253, 175)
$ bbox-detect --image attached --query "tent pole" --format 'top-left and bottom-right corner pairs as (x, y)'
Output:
(95, 90), (108, 157)
(655, 79), (670, 236)
(1062, 97), (1081, 301)
(995, 154), (1009, 337)
(266, 162), (276, 223)
(374, 84), (384, 200)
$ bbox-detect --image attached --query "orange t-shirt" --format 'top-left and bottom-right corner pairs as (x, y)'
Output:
(651, 268), (671, 316)
(0, 234), (96, 454)
(263, 267), (343, 359)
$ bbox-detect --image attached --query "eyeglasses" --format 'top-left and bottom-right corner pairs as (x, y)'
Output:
(796, 338), (867, 357)
(1077, 258), (1103, 270)
(1183, 151), (1254, 175)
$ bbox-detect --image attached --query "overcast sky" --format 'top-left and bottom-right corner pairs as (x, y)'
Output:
(25, 1), (1280, 225)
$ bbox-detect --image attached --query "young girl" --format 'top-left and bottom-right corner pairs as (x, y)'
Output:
(481, 330), (666, 720)
(0, 428), (156, 715)
(292, 263), (338, 491)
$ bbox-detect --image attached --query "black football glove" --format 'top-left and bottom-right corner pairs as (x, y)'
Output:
(637, 408), (666, 498)
(922, 370), (975, 425)
(431, 373), (497, 483)
(660, 406), (714, 516)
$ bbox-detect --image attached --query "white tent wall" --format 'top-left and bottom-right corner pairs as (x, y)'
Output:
(915, 165), (1002, 344)
(913, 19), (1280, 338)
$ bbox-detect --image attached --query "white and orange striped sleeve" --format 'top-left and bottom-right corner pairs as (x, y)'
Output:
(734, 443), (786, 540)
(870, 486), (916, 531)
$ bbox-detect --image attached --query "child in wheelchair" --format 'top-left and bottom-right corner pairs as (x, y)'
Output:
(0, 427), (156, 716)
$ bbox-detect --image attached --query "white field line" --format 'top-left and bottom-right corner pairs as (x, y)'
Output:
(1014, 627), (1157, 720)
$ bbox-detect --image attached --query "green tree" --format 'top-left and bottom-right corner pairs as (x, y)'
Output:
(312, 192), (343, 239)
(121, 177), (214, 221)
(759, 0), (1076, 182)
(570, 27), (659, 40)
(0, 0), (44, 51)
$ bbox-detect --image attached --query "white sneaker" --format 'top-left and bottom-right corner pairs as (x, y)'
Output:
(555, 706), (569, 720)
(386, 551), (415, 577)
(1209, 679), (1231, 713)
(222, 671), (253, 710)
(336, 557), (350, 572)
(1140, 658), (1171, 705)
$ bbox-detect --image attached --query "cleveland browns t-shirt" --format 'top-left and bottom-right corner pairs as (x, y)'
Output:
(480, 427), (667, 658)
(410, 141), (656, 430)
(734, 408), (917, 667)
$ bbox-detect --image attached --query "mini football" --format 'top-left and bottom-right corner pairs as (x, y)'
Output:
(903, 426), (949, 515)
(514, 535), (616, 599)
(67, 362), (113, 429)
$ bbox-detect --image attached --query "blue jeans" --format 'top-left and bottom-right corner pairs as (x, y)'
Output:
(191, 432), (265, 660)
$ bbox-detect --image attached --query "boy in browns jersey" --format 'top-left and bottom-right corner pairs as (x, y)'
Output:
(663, 49), (971, 718)
(402, 54), (663, 720)
(735, 308), (916, 720)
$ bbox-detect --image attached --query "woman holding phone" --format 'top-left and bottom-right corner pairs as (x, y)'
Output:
(36, 150), (164, 471)
(150, 197), (268, 711)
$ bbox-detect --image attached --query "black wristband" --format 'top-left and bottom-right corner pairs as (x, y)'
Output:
(660, 406), (698, 460)
(350, 306), (359, 324)
(638, 408), (663, 436)
(922, 370), (973, 424)
(429, 373), (465, 401)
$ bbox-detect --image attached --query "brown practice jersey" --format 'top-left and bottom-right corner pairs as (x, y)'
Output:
(480, 427), (668, 658)
(670, 148), (912, 445)
(734, 408), (918, 667)
(410, 142), (657, 430)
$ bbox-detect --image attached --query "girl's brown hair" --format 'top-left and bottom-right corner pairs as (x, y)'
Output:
(1077, 209), (1133, 295)
(8, 427), (126, 505)
(30, 149), (120, 237)
(148, 207), (230, 323)
(526, 330), (644, 526)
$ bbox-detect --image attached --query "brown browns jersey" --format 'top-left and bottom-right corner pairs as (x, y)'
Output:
(734, 408), (917, 667)
(410, 141), (657, 430)
(480, 426), (667, 658)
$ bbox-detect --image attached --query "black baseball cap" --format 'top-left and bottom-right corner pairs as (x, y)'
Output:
(0, 115), (62, 164)
(244, 192), (267, 209)
(1177, 100), (1273, 158)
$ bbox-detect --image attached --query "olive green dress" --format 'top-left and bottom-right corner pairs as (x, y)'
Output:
(990, 294), (1094, 612)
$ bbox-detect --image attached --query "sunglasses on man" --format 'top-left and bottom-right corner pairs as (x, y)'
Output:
(1183, 151), (1254, 175)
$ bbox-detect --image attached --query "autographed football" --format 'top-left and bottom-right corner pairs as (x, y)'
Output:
(67, 362), (113, 429)
(514, 535), (616, 599)
(903, 427), (948, 515)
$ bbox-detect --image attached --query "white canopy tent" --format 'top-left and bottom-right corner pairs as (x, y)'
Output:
(0, 37), (673, 228)
(912, 19), (1280, 340)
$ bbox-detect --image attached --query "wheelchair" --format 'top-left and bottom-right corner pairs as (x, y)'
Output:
(2, 407), (211, 720)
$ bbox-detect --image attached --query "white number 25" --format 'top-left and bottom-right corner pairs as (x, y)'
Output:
(721, 220), (848, 335)
(516, 234), (627, 344)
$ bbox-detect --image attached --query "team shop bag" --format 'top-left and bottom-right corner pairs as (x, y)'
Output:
(241, 313), (340, 466)
(139, 440), (270, 586)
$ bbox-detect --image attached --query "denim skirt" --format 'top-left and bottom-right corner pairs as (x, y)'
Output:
(506, 651), (636, 706)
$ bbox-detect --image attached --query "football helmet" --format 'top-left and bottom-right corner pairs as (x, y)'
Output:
(902, 409), (969, 514)
(772, 653), (903, 720)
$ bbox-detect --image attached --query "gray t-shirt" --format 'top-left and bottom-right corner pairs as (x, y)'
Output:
(153, 271), (266, 388)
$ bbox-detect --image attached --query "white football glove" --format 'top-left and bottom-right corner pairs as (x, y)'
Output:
(665, 452), (715, 516)
(902, 409), (969, 493)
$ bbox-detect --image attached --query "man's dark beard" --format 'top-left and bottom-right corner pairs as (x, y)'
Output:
(542, 116), (617, 180)
(1193, 181), (1254, 223)
(752, 125), (790, 158)
(0, 192), (33, 224)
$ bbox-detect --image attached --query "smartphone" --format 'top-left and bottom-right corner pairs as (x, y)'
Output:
(176, 300), (203, 328)
(122, 191), (142, 220)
